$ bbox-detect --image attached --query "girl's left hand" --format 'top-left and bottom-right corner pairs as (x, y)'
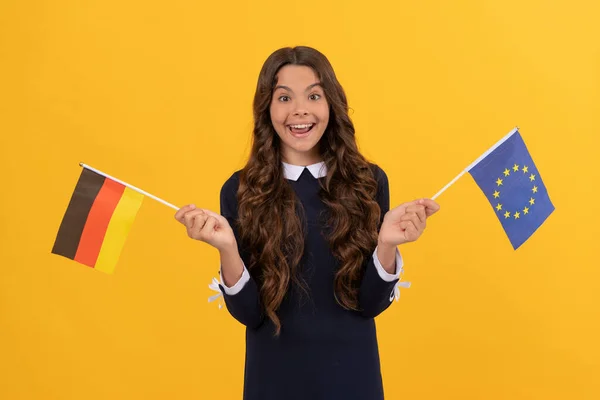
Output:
(378, 199), (440, 247)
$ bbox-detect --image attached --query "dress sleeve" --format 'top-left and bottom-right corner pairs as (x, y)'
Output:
(358, 166), (411, 318)
(210, 173), (264, 329)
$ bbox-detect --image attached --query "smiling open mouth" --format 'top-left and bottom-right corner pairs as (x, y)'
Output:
(287, 123), (315, 136)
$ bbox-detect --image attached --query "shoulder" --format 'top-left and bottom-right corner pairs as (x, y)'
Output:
(368, 162), (389, 188)
(219, 170), (242, 216)
(367, 163), (390, 211)
(221, 170), (242, 196)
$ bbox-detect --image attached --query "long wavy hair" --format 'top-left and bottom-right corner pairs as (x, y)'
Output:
(237, 46), (381, 334)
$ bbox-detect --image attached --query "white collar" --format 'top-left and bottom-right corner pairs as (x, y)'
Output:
(282, 161), (327, 181)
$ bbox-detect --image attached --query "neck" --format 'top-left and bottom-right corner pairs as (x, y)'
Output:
(282, 149), (322, 166)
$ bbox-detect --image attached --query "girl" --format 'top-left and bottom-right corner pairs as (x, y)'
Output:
(174, 46), (439, 400)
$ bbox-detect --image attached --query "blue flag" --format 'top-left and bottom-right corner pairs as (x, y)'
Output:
(467, 128), (554, 249)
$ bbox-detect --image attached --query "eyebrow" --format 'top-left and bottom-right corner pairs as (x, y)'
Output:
(274, 83), (323, 93)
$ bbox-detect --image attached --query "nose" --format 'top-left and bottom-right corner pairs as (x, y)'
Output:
(293, 98), (310, 117)
(293, 108), (309, 117)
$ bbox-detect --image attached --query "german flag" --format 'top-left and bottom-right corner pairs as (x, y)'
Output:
(52, 167), (144, 273)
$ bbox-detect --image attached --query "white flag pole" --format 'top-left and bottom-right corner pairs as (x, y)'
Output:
(79, 163), (180, 211)
(431, 127), (519, 200)
(431, 170), (467, 201)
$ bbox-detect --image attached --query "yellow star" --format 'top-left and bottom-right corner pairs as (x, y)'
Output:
(523, 207), (529, 214)
(529, 197), (535, 205)
(522, 165), (528, 173)
(496, 178), (503, 186)
(503, 168), (510, 176)
(529, 174), (536, 181)
(493, 190), (500, 198)
(513, 164), (519, 172)
(514, 211), (520, 219)
(532, 185), (538, 193)
(504, 211), (511, 219)
(496, 203), (502, 211)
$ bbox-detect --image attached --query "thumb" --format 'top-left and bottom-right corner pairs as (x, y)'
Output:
(419, 198), (440, 216)
(200, 209), (219, 219)
(203, 209), (228, 225)
(391, 199), (421, 214)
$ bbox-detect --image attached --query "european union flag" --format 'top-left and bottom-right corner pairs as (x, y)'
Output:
(467, 128), (554, 249)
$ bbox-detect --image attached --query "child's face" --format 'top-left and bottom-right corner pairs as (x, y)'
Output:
(270, 65), (329, 165)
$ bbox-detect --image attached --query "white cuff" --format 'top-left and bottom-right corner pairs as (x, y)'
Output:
(372, 246), (404, 282)
(219, 261), (250, 295)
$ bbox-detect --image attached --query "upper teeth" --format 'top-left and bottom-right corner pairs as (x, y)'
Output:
(290, 124), (313, 129)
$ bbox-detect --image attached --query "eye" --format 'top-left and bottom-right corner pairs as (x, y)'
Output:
(278, 95), (291, 102)
(309, 93), (321, 101)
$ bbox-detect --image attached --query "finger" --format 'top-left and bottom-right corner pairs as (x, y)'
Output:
(400, 220), (419, 240)
(419, 199), (440, 216)
(200, 216), (218, 236)
(183, 209), (205, 228)
(187, 215), (208, 239)
(406, 205), (426, 224)
(191, 212), (209, 231)
(401, 212), (425, 231)
(405, 221), (419, 237)
(175, 204), (196, 222)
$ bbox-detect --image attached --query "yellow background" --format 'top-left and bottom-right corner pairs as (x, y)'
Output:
(1, 0), (599, 398)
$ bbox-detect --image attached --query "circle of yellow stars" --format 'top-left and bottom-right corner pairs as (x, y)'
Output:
(492, 163), (537, 220)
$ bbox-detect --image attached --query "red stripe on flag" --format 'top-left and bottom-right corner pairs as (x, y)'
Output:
(74, 179), (126, 267)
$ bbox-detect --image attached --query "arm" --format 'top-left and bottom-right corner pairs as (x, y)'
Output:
(217, 173), (264, 329)
(358, 166), (406, 318)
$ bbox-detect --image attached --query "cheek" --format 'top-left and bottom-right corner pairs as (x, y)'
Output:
(317, 104), (330, 124)
(269, 104), (288, 127)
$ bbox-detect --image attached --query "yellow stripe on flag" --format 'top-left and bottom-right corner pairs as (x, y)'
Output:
(94, 187), (144, 273)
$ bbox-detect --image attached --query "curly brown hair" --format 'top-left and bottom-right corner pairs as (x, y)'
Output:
(237, 46), (382, 334)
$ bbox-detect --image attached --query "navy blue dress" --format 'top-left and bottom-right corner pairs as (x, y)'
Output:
(218, 164), (400, 400)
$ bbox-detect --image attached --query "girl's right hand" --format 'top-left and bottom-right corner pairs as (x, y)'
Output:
(174, 204), (237, 251)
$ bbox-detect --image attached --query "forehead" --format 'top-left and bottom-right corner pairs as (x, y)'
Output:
(275, 65), (320, 88)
